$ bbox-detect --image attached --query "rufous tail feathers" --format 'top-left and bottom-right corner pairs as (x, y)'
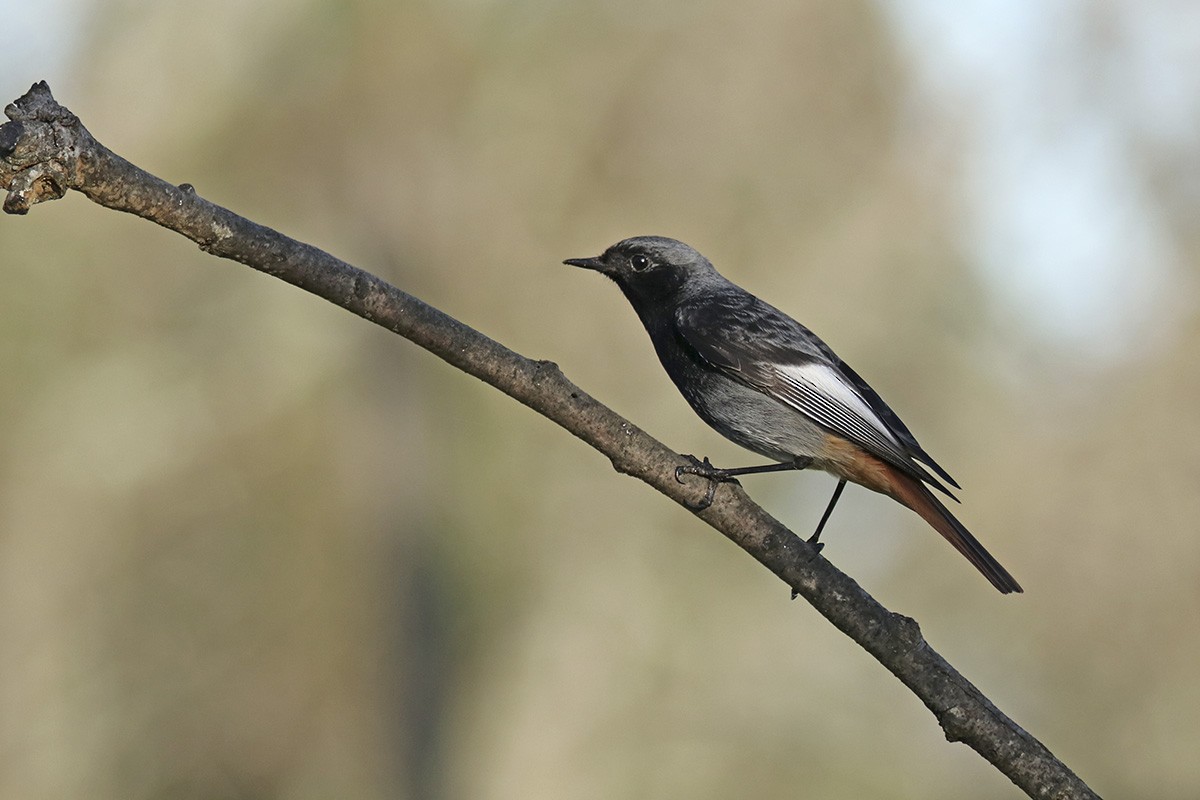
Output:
(883, 465), (1022, 594)
(819, 435), (1022, 594)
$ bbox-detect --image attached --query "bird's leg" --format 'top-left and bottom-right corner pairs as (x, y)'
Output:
(674, 455), (813, 511)
(806, 479), (847, 552)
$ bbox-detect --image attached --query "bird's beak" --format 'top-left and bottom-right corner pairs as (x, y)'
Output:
(563, 255), (606, 272)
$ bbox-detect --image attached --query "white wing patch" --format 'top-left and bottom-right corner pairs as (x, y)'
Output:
(772, 362), (906, 460)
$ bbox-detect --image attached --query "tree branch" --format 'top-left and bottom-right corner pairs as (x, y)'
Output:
(1, 81), (1098, 800)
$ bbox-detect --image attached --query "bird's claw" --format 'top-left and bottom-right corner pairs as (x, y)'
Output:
(674, 454), (712, 482)
(790, 537), (825, 600)
(675, 455), (738, 511)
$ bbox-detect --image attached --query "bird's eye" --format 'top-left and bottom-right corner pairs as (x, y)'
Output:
(630, 254), (651, 271)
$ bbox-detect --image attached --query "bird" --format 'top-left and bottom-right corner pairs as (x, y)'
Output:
(565, 236), (1022, 594)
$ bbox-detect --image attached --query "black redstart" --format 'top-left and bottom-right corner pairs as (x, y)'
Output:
(565, 235), (1021, 594)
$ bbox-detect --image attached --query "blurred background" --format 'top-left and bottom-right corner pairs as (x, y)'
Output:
(2, 1), (1197, 797)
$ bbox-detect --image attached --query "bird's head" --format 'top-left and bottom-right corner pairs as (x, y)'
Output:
(564, 236), (719, 308)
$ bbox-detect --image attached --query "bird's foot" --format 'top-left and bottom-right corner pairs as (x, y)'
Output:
(790, 534), (825, 601)
(674, 455), (740, 511)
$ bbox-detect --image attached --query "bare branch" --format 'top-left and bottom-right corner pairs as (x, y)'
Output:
(1, 81), (1099, 800)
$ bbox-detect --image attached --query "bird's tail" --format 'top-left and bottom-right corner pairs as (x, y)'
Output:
(885, 468), (1023, 594)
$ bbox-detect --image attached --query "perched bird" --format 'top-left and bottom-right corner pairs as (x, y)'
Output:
(565, 236), (1021, 593)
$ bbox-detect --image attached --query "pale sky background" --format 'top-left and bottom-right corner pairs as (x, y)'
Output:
(885, 0), (1197, 362)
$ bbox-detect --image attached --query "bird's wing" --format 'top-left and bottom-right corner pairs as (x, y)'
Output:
(674, 297), (958, 495)
(823, 356), (960, 489)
